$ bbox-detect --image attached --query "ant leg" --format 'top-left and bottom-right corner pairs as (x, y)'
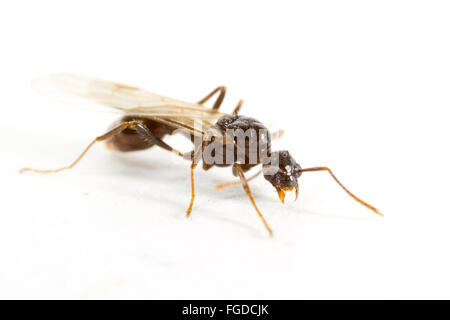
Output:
(215, 169), (262, 190)
(19, 121), (141, 174)
(19, 121), (185, 174)
(131, 122), (185, 158)
(186, 161), (197, 217)
(197, 86), (226, 110)
(271, 129), (285, 140)
(233, 164), (273, 236)
(185, 141), (204, 217)
(232, 99), (243, 115)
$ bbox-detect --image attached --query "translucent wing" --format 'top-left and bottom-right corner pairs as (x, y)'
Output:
(33, 73), (228, 136)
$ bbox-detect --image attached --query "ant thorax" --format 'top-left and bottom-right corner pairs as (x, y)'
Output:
(196, 115), (272, 171)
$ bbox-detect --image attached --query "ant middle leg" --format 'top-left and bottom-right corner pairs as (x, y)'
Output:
(185, 141), (204, 217)
(20, 120), (185, 174)
(186, 161), (197, 217)
(197, 86), (226, 110)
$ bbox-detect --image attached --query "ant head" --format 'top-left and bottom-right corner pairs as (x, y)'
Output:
(263, 150), (302, 203)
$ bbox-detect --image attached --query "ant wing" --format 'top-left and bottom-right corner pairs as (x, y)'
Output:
(33, 74), (226, 115)
(33, 73), (227, 137)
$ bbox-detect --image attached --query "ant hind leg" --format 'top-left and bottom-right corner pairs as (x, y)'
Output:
(19, 120), (185, 174)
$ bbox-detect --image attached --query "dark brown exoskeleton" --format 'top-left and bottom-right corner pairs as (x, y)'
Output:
(21, 74), (383, 236)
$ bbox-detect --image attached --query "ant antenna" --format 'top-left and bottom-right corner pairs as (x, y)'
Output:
(295, 167), (383, 216)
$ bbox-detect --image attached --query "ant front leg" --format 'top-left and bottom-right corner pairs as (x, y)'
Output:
(197, 86), (227, 110)
(233, 164), (273, 236)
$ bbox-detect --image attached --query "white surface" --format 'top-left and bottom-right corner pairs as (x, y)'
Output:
(1, 1), (450, 299)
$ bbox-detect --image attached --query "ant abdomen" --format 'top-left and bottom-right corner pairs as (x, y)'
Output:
(106, 116), (176, 152)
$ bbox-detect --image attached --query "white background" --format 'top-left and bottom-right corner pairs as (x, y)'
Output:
(1, 1), (449, 299)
